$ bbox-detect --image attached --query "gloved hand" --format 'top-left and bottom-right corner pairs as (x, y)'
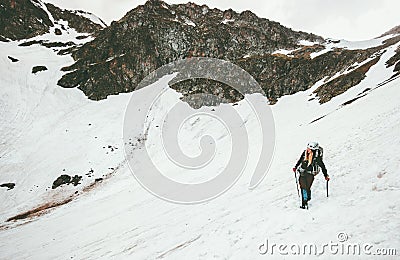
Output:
(325, 175), (330, 181)
(292, 167), (297, 173)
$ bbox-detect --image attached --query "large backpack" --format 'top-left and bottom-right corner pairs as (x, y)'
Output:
(311, 146), (323, 175)
(298, 146), (323, 175)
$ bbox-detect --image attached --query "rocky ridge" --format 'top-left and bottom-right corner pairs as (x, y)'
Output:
(2, 0), (400, 106)
(56, 0), (400, 105)
(0, 0), (105, 41)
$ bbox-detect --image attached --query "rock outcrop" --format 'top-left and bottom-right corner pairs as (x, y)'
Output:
(0, 0), (105, 41)
(57, 0), (400, 105)
(4, 0), (399, 105)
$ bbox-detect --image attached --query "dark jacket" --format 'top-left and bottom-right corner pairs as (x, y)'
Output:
(295, 149), (328, 177)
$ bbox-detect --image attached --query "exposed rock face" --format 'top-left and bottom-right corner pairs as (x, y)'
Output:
(4, 0), (400, 105)
(386, 45), (400, 76)
(57, 0), (324, 101)
(0, 183), (15, 190)
(57, 0), (400, 105)
(0, 0), (104, 41)
(8, 56), (19, 62)
(52, 174), (82, 189)
(45, 3), (106, 35)
(32, 65), (48, 74)
(0, 0), (53, 40)
(235, 48), (381, 103)
(164, 47), (382, 106)
(380, 25), (400, 38)
(315, 57), (381, 103)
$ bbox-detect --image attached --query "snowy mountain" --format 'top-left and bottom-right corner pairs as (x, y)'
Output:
(0, 0), (105, 41)
(0, 0), (400, 259)
(55, 0), (400, 105)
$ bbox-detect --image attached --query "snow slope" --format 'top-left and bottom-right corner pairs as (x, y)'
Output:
(0, 36), (399, 259)
(274, 34), (397, 59)
(310, 34), (396, 59)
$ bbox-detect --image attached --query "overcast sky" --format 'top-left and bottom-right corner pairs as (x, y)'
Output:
(44, 0), (399, 40)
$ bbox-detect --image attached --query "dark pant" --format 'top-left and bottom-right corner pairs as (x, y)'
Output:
(299, 173), (314, 204)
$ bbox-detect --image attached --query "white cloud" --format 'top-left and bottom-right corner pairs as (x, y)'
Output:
(43, 0), (400, 40)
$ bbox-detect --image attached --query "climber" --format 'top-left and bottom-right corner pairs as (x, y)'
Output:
(293, 141), (330, 209)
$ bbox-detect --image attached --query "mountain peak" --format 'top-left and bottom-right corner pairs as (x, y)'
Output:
(56, 1), (400, 106)
(147, 0), (164, 3)
(144, 0), (168, 8)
